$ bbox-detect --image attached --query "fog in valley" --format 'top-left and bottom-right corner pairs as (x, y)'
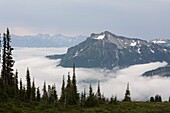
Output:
(12, 47), (170, 101)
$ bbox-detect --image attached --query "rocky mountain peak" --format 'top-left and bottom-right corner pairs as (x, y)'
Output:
(47, 31), (170, 69)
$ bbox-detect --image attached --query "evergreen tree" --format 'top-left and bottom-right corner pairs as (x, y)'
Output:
(65, 72), (72, 105)
(150, 96), (155, 102)
(36, 87), (41, 101)
(6, 28), (14, 86)
(14, 70), (18, 99)
(123, 82), (131, 102)
(52, 84), (58, 103)
(19, 78), (23, 101)
(110, 95), (114, 104)
(155, 95), (162, 102)
(60, 75), (66, 103)
(48, 85), (52, 103)
(31, 78), (36, 101)
(42, 81), (48, 101)
(26, 68), (31, 101)
(48, 84), (58, 104)
(72, 64), (79, 105)
(23, 85), (27, 102)
(96, 81), (101, 102)
(0, 29), (15, 98)
(80, 88), (86, 107)
(85, 84), (98, 107)
(1, 33), (7, 84)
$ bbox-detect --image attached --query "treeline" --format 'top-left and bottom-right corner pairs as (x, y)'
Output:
(0, 29), (167, 109)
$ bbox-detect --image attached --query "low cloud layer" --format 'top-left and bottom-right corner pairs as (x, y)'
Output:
(13, 47), (169, 101)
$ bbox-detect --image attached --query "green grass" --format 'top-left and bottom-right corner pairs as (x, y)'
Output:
(1, 101), (170, 113)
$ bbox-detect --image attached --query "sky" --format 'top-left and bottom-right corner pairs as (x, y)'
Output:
(0, 0), (170, 40)
(12, 47), (170, 101)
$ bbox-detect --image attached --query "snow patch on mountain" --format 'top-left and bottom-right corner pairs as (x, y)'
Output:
(130, 41), (137, 46)
(138, 48), (141, 54)
(152, 40), (166, 44)
(149, 48), (155, 53)
(95, 34), (105, 40)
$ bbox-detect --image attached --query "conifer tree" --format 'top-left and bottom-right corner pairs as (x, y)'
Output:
(48, 84), (58, 104)
(155, 95), (162, 102)
(52, 84), (58, 103)
(48, 85), (52, 103)
(60, 75), (65, 103)
(36, 87), (41, 101)
(6, 28), (14, 86)
(80, 88), (86, 107)
(85, 84), (98, 107)
(97, 81), (101, 101)
(42, 81), (48, 101)
(19, 78), (23, 100)
(26, 68), (31, 101)
(110, 95), (114, 103)
(23, 85), (27, 101)
(65, 72), (73, 105)
(31, 78), (36, 101)
(14, 70), (18, 99)
(150, 96), (155, 102)
(123, 82), (131, 102)
(1, 33), (7, 84)
(72, 64), (79, 105)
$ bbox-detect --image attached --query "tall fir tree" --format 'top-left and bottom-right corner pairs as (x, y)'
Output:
(60, 75), (66, 103)
(42, 81), (48, 101)
(1, 33), (7, 85)
(6, 28), (14, 86)
(1, 29), (15, 98)
(31, 78), (36, 101)
(36, 87), (41, 101)
(97, 81), (101, 100)
(14, 70), (18, 99)
(80, 88), (86, 107)
(19, 78), (23, 100)
(26, 68), (31, 101)
(85, 84), (98, 107)
(52, 84), (58, 103)
(123, 82), (131, 102)
(72, 64), (79, 105)
(48, 84), (58, 104)
(65, 72), (72, 105)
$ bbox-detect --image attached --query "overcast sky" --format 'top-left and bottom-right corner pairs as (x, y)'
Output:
(0, 0), (170, 40)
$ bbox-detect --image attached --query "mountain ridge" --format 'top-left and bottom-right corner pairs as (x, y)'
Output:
(47, 31), (170, 69)
(11, 34), (86, 47)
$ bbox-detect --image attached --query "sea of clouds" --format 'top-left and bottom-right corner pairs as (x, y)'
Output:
(12, 47), (170, 101)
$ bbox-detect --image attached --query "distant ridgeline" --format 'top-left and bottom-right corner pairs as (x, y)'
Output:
(142, 65), (170, 77)
(11, 34), (86, 47)
(47, 31), (170, 70)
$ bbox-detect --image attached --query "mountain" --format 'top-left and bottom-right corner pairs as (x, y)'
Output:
(142, 65), (170, 77)
(11, 34), (86, 47)
(151, 39), (170, 49)
(47, 31), (170, 69)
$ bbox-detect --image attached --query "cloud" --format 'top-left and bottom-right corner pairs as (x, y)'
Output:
(12, 47), (170, 101)
(0, 0), (170, 39)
